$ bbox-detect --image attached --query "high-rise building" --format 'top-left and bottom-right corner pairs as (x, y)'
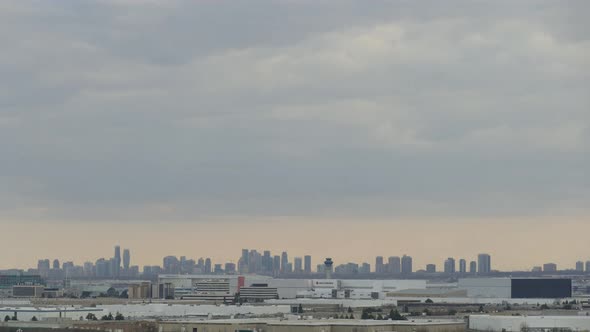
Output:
(241, 249), (249, 265)
(304, 255), (312, 274)
(469, 261), (477, 274)
(248, 250), (260, 273)
(426, 264), (436, 273)
(281, 252), (289, 273)
(263, 250), (272, 273)
(95, 258), (109, 278)
(114, 245), (121, 277)
(388, 256), (401, 274)
(52, 259), (60, 270)
(444, 257), (456, 274)
(459, 259), (467, 274)
(375, 256), (384, 274)
(37, 259), (50, 278)
(123, 249), (130, 270)
(163, 256), (180, 274)
(360, 262), (371, 274)
(401, 255), (412, 275)
(294, 257), (303, 273)
(477, 253), (491, 274)
(240, 249), (249, 273)
(273, 255), (281, 276)
(225, 263), (236, 274)
(83, 262), (94, 277)
(543, 263), (557, 272)
(586, 261), (590, 273)
(204, 258), (212, 274)
(575, 261), (584, 272)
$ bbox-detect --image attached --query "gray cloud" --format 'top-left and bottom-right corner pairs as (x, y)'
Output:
(0, 0), (588, 222)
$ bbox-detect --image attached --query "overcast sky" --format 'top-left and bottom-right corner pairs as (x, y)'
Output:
(0, 1), (588, 268)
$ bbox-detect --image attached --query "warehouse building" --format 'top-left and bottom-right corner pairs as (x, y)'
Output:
(158, 275), (428, 301)
(458, 278), (571, 299)
(469, 315), (590, 332)
(158, 318), (466, 332)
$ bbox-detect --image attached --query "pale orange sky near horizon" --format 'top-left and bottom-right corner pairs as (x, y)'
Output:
(2, 217), (589, 271)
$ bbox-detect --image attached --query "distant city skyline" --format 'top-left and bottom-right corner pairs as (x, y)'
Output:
(12, 244), (590, 281)
(2, 218), (590, 272)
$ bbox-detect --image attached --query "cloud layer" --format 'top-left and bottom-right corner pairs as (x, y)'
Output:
(1, 0), (588, 222)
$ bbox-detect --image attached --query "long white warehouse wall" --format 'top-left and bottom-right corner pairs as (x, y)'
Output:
(470, 315), (590, 332)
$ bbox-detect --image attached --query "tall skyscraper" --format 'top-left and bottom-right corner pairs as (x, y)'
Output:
(281, 251), (289, 273)
(123, 249), (130, 270)
(273, 255), (281, 276)
(37, 259), (50, 278)
(388, 256), (401, 274)
(83, 262), (94, 277)
(459, 259), (467, 274)
(241, 249), (249, 265)
(294, 257), (303, 273)
(263, 250), (272, 272)
(114, 245), (121, 277)
(401, 255), (412, 274)
(575, 261), (584, 272)
(586, 261), (590, 273)
(444, 257), (456, 274)
(477, 253), (491, 274)
(204, 258), (212, 274)
(304, 255), (312, 274)
(163, 256), (180, 274)
(375, 256), (384, 273)
(52, 259), (60, 270)
(240, 249), (249, 273)
(198, 257), (205, 269)
(469, 261), (477, 274)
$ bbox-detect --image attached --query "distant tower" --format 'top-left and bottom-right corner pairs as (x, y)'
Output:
(401, 255), (413, 275)
(294, 257), (303, 273)
(388, 256), (401, 274)
(114, 245), (121, 276)
(281, 252), (289, 273)
(478, 253), (491, 274)
(304, 255), (312, 274)
(444, 257), (456, 274)
(469, 261), (477, 274)
(123, 249), (130, 270)
(375, 256), (384, 274)
(53, 259), (60, 270)
(324, 258), (334, 279)
(459, 259), (467, 274)
(205, 258), (212, 274)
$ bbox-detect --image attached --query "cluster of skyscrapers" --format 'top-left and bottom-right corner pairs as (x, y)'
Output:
(36, 246), (135, 279)
(26, 246), (590, 281)
(238, 249), (312, 276)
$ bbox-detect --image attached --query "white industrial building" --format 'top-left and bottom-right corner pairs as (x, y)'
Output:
(157, 275), (427, 301)
(458, 278), (572, 299)
(459, 278), (512, 298)
(469, 315), (590, 332)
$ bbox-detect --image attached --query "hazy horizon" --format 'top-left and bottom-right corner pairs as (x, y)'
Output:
(0, 1), (588, 271)
(3, 217), (589, 271)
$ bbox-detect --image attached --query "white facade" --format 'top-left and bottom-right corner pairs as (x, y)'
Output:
(458, 278), (511, 298)
(158, 275), (428, 300)
(470, 315), (590, 332)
